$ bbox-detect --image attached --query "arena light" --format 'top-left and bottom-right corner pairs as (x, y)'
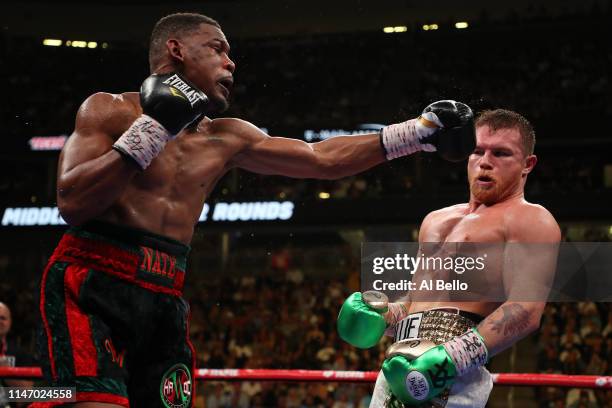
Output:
(393, 26), (408, 33)
(87, 42), (98, 49)
(455, 22), (469, 29)
(318, 192), (331, 199)
(383, 27), (394, 33)
(42, 39), (62, 47)
(422, 24), (439, 31)
(70, 40), (87, 48)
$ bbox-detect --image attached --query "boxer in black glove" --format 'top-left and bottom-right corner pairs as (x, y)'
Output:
(380, 100), (475, 162)
(39, 11), (477, 408)
(112, 72), (209, 169)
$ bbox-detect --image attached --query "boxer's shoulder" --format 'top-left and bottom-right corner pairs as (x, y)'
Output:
(424, 203), (469, 223)
(77, 91), (141, 136)
(203, 117), (268, 145)
(80, 91), (140, 116)
(504, 200), (556, 222)
(504, 200), (560, 241)
(419, 204), (469, 239)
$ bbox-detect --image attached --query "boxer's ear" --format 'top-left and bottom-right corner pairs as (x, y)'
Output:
(166, 38), (185, 63)
(523, 154), (537, 177)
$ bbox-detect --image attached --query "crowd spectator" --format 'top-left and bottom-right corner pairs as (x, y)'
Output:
(537, 303), (612, 407)
(0, 302), (34, 408)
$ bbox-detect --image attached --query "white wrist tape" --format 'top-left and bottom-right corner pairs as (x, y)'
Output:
(380, 113), (442, 160)
(443, 328), (488, 376)
(113, 114), (171, 169)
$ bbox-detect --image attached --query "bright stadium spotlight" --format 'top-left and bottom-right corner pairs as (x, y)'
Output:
(42, 39), (62, 47)
(70, 40), (87, 48)
(393, 26), (407, 33)
(87, 42), (98, 49)
(422, 24), (439, 31)
(318, 192), (331, 199)
(422, 24), (430, 31)
(455, 21), (469, 29)
(383, 26), (394, 33)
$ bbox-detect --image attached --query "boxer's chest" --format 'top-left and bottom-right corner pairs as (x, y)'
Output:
(416, 209), (508, 302)
(133, 130), (232, 196)
(428, 209), (507, 244)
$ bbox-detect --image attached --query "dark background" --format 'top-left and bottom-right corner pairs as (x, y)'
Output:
(0, 1), (611, 407)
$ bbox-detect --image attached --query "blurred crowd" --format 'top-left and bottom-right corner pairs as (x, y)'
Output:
(536, 303), (612, 407)
(190, 274), (384, 407)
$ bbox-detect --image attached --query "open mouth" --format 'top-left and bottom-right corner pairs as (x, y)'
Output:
(477, 175), (493, 182)
(217, 77), (233, 96)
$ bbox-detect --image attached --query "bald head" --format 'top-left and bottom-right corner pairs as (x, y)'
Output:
(0, 302), (11, 339)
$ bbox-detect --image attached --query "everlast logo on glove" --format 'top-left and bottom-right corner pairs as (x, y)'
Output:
(163, 74), (206, 107)
(114, 72), (210, 168)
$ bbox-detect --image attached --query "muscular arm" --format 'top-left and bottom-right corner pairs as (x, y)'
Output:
(477, 205), (561, 356)
(57, 93), (140, 225)
(226, 119), (386, 179)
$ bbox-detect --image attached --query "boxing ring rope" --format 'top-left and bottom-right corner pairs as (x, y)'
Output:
(1, 367), (611, 389)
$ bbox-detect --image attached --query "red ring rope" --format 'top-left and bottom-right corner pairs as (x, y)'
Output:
(1, 367), (610, 388)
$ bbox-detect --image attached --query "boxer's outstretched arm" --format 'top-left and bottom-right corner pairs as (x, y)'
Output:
(228, 100), (475, 177)
(477, 205), (561, 356)
(57, 93), (140, 225)
(225, 119), (386, 179)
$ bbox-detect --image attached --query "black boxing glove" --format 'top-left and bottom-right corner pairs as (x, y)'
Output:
(113, 73), (209, 169)
(140, 73), (209, 134)
(380, 100), (475, 162)
(420, 100), (475, 162)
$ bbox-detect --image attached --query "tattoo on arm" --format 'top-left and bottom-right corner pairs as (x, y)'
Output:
(481, 303), (531, 337)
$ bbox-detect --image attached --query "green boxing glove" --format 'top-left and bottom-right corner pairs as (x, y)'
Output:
(337, 291), (389, 349)
(382, 329), (488, 405)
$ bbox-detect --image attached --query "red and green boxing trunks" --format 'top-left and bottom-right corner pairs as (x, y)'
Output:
(35, 221), (196, 407)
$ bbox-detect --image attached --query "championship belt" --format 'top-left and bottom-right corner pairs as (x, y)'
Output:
(385, 309), (478, 408)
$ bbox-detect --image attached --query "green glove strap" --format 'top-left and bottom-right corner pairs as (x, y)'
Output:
(337, 292), (387, 349)
(382, 346), (457, 405)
